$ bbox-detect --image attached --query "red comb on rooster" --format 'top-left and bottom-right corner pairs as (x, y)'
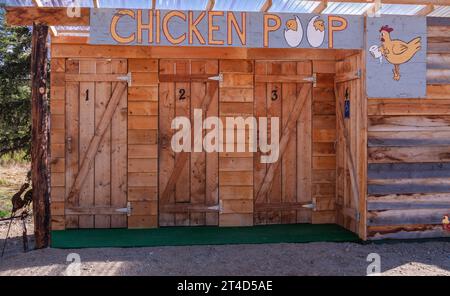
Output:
(379, 25), (394, 33)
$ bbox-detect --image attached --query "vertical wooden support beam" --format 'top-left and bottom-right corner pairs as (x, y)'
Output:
(93, 0), (100, 8)
(31, 23), (50, 249)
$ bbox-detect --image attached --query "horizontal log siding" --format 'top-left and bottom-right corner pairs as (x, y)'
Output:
(367, 20), (450, 240)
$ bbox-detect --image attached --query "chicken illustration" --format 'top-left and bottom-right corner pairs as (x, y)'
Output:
(378, 25), (421, 81)
(286, 19), (298, 31)
(284, 16), (303, 48)
(313, 19), (325, 32)
(443, 215), (450, 232)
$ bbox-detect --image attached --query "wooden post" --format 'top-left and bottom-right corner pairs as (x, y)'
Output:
(31, 23), (50, 249)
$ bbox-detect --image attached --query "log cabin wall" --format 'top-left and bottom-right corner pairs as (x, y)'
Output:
(366, 19), (450, 240)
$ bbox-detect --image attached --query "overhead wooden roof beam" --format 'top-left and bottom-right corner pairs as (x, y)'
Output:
(4, 1), (450, 28)
(416, 4), (435, 15)
(206, 0), (216, 11)
(5, 7), (90, 26)
(364, 2), (381, 16)
(261, 0), (273, 12)
(32, 0), (58, 36)
(313, 0), (328, 13)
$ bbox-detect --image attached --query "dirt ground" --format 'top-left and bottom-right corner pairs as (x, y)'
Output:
(0, 164), (449, 276)
(0, 220), (449, 276)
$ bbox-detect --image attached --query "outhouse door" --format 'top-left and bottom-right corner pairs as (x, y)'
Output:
(64, 59), (129, 229)
(158, 59), (220, 226)
(253, 60), (314, 225)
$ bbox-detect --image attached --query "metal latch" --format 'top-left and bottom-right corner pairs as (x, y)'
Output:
(356, 69), (362, 79)
(116, 202), (132, 216)
(208, 74), (223, 82)
(117, 72), (132, 86)
(67, 137), (72, 153)
(303, 73), (317, 87)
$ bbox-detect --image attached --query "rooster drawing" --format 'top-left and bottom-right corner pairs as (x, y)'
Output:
(378, 25), (421, 81)
(443, 215), (450, 232)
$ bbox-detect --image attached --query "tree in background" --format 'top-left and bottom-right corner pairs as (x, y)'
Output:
(0, 8), (32, 158)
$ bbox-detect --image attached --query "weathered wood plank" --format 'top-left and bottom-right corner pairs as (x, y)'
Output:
(111, 59), (128, 228)
(368, 99), (450, 115)
(78, 60), (96, 228)
(368, 193), (450, 210)
(368, 131), (450, 146)
(368, 147), (450, 163)
(5, 7), (90, 26)
(94, 60), (112, 228)
(368, 224), (449, 240)
(367, 208), (450, 226)
(368, 116), (450, 132)
(368, 178), (450, 195)
(368, 163), (450, 179)
(65, 79), (79, 229)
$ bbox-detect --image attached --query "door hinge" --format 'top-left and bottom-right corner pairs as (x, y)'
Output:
(208, 74), (223, 82)
(208, 200), (223, 213)
(302, 203), (315, 210)
(117, 72), (132, 86)
(303, 73), (317, 87)
(115, 202), (132, 216)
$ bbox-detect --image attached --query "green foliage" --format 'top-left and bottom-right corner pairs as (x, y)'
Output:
(0, 8), (32, 158)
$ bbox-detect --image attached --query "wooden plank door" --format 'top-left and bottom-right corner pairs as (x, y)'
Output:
(254, 61), (313, 225)
(159, 59), (219, 226)
(64, 58), (128, 229)
(335, 54), (363, 234)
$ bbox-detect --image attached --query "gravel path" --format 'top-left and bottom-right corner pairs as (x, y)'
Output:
(0, 221), (449, 276)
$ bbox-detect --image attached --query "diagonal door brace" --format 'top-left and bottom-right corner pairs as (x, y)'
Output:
(160, 81), (219, 205)
(67, 82), (127, 204)
(255, 83), (312, 204)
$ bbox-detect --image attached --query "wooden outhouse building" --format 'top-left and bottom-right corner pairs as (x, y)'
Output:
(4, 0), (450, 245)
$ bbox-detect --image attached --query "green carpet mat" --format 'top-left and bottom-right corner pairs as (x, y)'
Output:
(51, 224), (359, 248)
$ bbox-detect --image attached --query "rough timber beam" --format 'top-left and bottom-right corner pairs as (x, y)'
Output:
(313, 0), (328, 13)
(416, 4), (435, 15)
(5, 7), (90, 26)
(4, 2), (450, 27)
(364, 3), (381, 16)
(93, 0), (100, 8)
(261, 0), (273, 12)
(206, 0), (216, 11)
(32, 0), (58, 36)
